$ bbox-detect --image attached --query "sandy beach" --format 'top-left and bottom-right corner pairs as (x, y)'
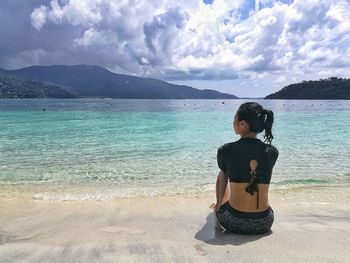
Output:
(0, 186), (349, 263)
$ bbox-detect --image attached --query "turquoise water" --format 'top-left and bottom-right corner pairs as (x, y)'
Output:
(1, 99), (349, 200)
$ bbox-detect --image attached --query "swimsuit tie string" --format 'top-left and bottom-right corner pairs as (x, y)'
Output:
(245, 170), (259, 209)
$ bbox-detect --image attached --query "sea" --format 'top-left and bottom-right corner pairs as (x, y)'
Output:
(0, 99), (349, 200)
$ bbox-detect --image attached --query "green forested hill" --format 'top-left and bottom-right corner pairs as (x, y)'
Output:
(0, 72), (75, 98)
(265, 77), (350, 99)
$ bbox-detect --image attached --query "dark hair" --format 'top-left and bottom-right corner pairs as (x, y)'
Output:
(236, 102), (274, 144)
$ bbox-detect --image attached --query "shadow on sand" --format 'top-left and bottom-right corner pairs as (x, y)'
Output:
(194, 212), (272, 246)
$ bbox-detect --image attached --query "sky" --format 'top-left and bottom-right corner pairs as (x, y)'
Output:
(0, 0), (349, 97)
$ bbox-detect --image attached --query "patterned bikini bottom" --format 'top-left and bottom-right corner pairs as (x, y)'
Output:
(215, 201), (274, 234)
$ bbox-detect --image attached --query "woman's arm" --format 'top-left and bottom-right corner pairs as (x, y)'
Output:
(212, 145), (230, 211)
(215, 170), (229, 211)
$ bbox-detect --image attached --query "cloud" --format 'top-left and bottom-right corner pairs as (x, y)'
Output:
(73, 28), (110, 47)
(31, 0), (103, 29)
(31, 5), (48, 30)
(0, 0), (349, 86)
(143, 7), (189, 55)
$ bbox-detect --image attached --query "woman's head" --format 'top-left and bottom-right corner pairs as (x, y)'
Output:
(233, 102), (275, 144)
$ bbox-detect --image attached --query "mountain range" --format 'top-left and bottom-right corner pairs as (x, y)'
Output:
(1, 65), (348, 99)
(0, 65), (237, 99)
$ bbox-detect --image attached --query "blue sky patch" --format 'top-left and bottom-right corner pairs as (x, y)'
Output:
(203, 0), (214, 5)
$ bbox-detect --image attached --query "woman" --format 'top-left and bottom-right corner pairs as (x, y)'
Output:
(212, 102), (279, 234)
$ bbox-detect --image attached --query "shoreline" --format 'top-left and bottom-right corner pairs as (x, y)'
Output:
(0, 186), (349, 262)
(0, 181), (349, 201)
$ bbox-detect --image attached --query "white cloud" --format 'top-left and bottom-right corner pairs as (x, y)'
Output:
(24, 0), (350, 86)
(31, 5), (48, 30)
(73, 28), (118, 47)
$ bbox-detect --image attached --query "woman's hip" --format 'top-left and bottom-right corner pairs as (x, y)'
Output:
(215, 201), (274, 234)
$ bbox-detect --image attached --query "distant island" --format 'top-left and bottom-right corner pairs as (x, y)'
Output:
(0, 65), (237, 99)
(265, 77), (350, 99)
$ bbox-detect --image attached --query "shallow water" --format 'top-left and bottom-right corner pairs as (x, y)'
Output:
(1, 99), (349, 200)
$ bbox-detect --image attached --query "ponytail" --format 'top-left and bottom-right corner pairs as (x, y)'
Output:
(236, 102), (275, 144)
(262, 109), (274, 144)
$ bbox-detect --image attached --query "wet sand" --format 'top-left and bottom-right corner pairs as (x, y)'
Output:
(0, 186), (349, 262)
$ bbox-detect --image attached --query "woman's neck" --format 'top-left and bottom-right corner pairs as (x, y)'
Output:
(240, 134), (257, 139)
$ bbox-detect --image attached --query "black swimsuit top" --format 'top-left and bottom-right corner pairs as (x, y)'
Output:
(217, 137), (279, 209)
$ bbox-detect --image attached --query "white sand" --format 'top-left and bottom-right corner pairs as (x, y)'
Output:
(0, 186), (349, 262)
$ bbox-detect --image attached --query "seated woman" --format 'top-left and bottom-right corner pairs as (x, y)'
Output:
(212, 102), (279, 234)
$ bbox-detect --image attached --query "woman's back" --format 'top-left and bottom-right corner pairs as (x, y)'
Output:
(229, 182), (270, 212)
(218, 137), (279, 212)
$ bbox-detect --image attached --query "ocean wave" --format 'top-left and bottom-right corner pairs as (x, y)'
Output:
(31, 183), (216, 201)
(2, 177), (349, 201)
(272, 178), (331, 185)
